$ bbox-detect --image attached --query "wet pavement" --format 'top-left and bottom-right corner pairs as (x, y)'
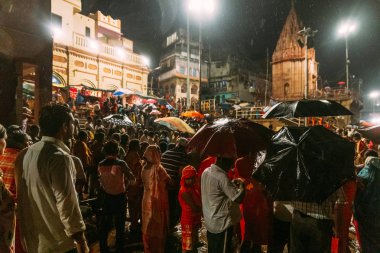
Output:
(84, 212), (359, 253)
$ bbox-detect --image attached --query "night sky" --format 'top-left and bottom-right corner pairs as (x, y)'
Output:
(82, 0), (380, 92)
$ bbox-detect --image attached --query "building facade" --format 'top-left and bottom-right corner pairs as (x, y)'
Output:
(158, 28), (208, 109)
(0, 0), (52, 125)
(51, 0), (148, 97)
(271, 4), (318, 101)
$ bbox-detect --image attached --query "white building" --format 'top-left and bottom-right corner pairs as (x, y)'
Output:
(51, 0), (148, 96)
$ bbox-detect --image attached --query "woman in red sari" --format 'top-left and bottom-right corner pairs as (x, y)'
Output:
(141, 145), (171, 253)
(178, 165), (202, 253)
(235, 154), (273, 253)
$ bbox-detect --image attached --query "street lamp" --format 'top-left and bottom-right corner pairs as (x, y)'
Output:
(337, 20), (357, 92)
(298, 27), (318, 99)
(369, 91), (379, 113)
(187, 0), (215, 110)
(149, 66), (161, 95)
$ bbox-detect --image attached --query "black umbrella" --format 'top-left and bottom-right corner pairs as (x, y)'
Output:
(252, 126), (355, 202)
(262, 99), (353, 118)
(103, 114), (134, 127)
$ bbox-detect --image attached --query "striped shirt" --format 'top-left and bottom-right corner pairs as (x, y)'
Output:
(161, 147), (189, 186)
(292, 187), (346, 220)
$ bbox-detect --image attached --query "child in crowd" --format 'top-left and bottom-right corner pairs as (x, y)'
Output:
(178, 165), (202, 253)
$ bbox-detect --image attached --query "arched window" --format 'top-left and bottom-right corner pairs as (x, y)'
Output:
(181, 84), (186, 93)
(191, 85), (198, 94)
(284, 83), (289, 97)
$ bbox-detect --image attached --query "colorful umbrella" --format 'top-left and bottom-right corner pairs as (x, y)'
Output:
(150, 110), (162, 115)
(181, 110), (204, 118)
(262, 99), (353, 118)
(188, 118), (273, 158)
(154, 117), (195, 134)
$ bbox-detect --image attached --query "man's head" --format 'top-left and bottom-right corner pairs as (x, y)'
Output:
(176, 137), (188, 149)
(29, 124), (40, 138)
(6, 128), (31, 149)
(39, 103), (74, 141)
(103, 140), (119, 157)
(216, 157), (235, 172)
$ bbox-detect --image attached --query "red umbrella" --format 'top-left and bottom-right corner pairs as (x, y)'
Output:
(358, 125), (380, 144)
(188, 118), (273, 158)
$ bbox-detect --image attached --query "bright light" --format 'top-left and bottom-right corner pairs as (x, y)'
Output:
(188, 0), (215, 15)
(369, 91), (379, 99)
(116, 47), (125, 59)
(50, 25), (63, 38)
(370, 117), (380, 123)
(141, 55), (150, 67)
(338, 21), (357, 37)
(88, 40), (99, 51)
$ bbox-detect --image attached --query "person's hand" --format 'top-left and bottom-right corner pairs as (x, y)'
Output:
(232, 178), (245, 190)
(76, 241), (89, 253)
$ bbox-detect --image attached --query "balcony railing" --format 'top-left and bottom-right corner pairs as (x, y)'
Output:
(72, 33), (143, 66)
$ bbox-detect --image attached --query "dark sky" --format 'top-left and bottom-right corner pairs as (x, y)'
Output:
(82, 0), (380, 92)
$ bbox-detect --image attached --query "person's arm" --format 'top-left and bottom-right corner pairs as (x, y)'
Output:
(181, 191), (201, 213)
(50, 155), (87, 246)
(221, 176), (245, 204)
(121, 161), (136, 186)
(71, 231), (89, 253)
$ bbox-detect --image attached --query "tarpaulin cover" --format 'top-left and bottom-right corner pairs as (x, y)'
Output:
(252, 125), (355, 202)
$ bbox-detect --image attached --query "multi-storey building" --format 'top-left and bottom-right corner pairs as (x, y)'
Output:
(157, 28), (208, 108)
(51, 0), (148, 98)
(202, 55), (268, 106)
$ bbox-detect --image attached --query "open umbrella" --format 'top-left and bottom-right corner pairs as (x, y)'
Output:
(262, 99), (353, 118)
(358, 125), (380, 144)
(252, 126), (355, 202)
(150, 109), (162, 116)
(103, 114), (134, 127)
(188, 118), (273, 158)
(154, 117), (195, 134)
(181, 110), (204, 118)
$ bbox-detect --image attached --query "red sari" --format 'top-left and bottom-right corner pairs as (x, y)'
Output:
(178, 166), (202, 251)
(235, 155), (273, 245)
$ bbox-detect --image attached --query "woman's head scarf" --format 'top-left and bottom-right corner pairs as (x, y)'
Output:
(180, 165), (197, 187)
(143, 145), (161, 164)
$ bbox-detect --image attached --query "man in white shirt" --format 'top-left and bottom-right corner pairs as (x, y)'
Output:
(201, 157), (245, 253)
(15, 104), (89, 253)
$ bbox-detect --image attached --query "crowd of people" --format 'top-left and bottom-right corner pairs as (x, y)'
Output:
(0, 101), (379, 253)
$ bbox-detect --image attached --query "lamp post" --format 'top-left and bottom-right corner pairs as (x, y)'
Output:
(338, 21), (357, 92)
(298, 27), (318, 99)
(149, 66), (161, 95)
(369, 91), (379, 113)
(187, 0), (215, 110)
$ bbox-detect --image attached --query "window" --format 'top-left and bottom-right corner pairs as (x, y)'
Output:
(51, 14), (62, 27)
(181, 84), (186, 93)
(179, 66), (185, 74)
(85, 27), (91, 37)
(192, 68), (198, 77)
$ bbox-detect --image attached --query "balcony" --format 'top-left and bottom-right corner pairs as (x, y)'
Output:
(201, 86), (233, 94)
(72, 33), (143, 66)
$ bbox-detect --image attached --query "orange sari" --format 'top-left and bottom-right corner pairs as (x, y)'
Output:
(141, 145), (170, 253)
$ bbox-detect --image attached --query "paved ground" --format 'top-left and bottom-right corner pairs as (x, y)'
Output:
(87, 219), (359, 253)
